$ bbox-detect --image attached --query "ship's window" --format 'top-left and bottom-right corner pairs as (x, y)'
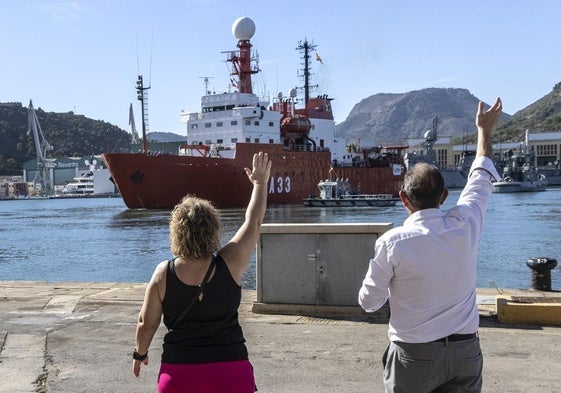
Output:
(191, 124), (198, 129)
(217, 122), (223, 127)
(269, 139), (274, 143)
(245, 138), (251, 142)
(231, 138), (238, 143)
(254, 121), (260, 126)
(205, 123), (212, 128)
(205, 140), (212, 144)
(254, 138), (260, 143)
(217, 139), (223, 144)
(245, 120), (251, 126)
(269, 122), (274, 127)
(231, 120), (238, 126)
(226, 105), (235, 110)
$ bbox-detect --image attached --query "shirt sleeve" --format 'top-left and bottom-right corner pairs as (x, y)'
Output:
(358, 238), (392, 312)
(468, 156), (501, 182)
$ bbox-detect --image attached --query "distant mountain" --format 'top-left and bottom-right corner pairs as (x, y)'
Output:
(146, 131), (185, 142)
(336, 88), (512, 145)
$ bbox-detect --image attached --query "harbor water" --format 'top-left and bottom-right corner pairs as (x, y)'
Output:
(0, 188), (560, 290)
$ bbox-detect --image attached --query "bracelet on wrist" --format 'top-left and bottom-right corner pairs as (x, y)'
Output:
(133, 350), (148, 361)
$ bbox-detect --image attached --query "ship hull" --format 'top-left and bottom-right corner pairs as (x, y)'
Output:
(102, 143), (403, 209)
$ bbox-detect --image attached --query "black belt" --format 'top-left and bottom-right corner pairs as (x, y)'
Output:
(432, 333), (477, 343)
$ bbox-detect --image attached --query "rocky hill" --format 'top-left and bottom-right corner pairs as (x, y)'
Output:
(493, 82), (561, 142)
(335, 88), (512, 145)
(146, 131), (185, 142)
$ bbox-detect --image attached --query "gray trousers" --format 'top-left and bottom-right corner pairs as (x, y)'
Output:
(382, 337), (482, 393)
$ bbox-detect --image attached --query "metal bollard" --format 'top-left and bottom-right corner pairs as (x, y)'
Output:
(526, 257), (557, 291)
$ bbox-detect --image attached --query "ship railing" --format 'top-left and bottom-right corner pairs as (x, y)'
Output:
(283, 145), (329, 153)
(342, 193), (395, 200)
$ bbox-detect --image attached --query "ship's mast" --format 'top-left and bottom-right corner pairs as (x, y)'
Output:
(296, 39), (318, 105)
(27, 100), (53, 195)
(136, 75), (150, 152)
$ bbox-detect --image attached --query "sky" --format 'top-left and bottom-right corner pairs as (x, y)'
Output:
(2, 1), (561, 137)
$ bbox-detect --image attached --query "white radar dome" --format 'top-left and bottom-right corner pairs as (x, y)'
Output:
(232, 17), (256, 41)
(424, 129), (436, 140)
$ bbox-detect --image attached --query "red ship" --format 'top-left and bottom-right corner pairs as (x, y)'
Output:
(102, 17), (405, 209)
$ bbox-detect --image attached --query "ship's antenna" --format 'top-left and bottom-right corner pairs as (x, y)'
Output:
(199, 76), (214, 95)
(148, 30), (154, 89)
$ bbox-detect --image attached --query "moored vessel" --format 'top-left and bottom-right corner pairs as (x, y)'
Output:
(492, 144), (547, 193)
(102, 17), (404, 209)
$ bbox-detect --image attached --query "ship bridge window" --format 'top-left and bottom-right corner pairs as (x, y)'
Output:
(213, 106), (226, 111)
(192, 140), (198, 145)
(245, 138), (251, 142)
(245, 120), (251, 126)
(231, 120), (238, 126)
(217, 139), (223, 144)
(254, 121), (260, 126)
(269, 121), (274, 127)
(205, 123), (212, 128)
(191, 124), (198, 129)
(254, 138), (260, 143)
(226, 105), (235, 110)
(217, 122), (223, 127)
(269, 139), (274, 144)
(231, 138), (238, 143)
(205, 140), (212, 144)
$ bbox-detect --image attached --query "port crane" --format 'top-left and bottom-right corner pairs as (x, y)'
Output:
(27, 100), (53, 195)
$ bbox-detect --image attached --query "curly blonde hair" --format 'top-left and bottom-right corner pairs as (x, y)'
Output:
(169, 196), (222, 259)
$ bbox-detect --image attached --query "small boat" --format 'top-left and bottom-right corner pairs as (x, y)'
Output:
(492, 176), (547, 193)
(303, 172), (397, 207)
(493, 131), (547, 193)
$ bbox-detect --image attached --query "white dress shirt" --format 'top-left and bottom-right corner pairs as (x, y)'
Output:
(358, 156), (500, 343)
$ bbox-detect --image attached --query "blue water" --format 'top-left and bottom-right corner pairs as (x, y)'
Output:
(0, 189), (560, 290)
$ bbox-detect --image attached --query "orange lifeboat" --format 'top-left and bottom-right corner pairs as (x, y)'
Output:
(280, 114), (312, 139)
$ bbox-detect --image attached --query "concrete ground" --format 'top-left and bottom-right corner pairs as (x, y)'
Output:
(0, 281), (560, 393)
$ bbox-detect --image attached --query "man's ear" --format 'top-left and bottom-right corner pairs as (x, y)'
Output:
(399, 189), (407, 205)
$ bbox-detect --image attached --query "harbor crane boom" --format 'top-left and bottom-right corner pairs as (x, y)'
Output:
(27, 100), (53, 195)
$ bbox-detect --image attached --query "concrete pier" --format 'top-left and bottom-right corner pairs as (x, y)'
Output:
(1, 281), (560, 392)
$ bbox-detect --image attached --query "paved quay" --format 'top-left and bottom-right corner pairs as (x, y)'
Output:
(1, 281), (561, 393)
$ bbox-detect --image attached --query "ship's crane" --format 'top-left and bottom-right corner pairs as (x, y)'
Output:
(27, 100), (53, 195)
(129, 103), (141, 144)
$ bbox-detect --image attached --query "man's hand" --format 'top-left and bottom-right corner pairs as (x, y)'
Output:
(476, 97), (502, 158)
(477, 97), (502, 132)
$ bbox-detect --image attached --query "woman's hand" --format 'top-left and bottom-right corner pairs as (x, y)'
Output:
(244, 151), (271, 186)
(133, 355), (149, 377)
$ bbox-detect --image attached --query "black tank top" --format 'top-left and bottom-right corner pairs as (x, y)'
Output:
(161, 254), (248, 364)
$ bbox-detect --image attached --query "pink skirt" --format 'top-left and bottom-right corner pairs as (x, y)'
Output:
(158, 360), (256, 393)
